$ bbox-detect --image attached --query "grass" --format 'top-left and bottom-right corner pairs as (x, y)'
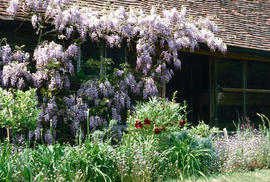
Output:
(167, 169), (270, 182)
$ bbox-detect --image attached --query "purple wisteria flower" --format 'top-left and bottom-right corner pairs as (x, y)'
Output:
(2, 62), (32, 89)
(143, 77), (158, 99)
(6, 0), (19, 16)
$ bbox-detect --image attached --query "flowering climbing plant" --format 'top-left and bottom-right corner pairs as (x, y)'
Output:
(1, 0), (226, 143)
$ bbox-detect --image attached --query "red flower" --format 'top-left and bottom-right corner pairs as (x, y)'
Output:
(135, 121), (143, 128)
(181, 120), (186, 125)
(179, 120), (186, 128)
(144, 119), (151, 125)
(154, 128), (161, 134)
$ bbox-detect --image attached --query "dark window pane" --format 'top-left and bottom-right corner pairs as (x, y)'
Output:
(217, 92), (243, 130)
(247, 93), (270, 127)
(247, 62), (270, 89)
(216, 59), (243, 88)
(106, 46), (124, 68)
(81, 42), (100, 77)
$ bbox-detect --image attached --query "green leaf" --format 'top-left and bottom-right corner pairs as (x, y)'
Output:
(23, 166), (32, 182)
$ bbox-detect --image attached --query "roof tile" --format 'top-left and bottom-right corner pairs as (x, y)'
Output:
(0, 0), (270, 51)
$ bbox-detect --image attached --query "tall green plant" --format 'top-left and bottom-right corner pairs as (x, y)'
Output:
(161, 130), (217, 180)
(0, 88), (40, 141)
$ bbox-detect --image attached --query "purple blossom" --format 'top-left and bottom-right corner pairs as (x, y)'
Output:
(66, 43), (79, 58)
(34, 122), (42, 141)
(89, 115), (107, 128)
(6, 0), (19, 16)
(0, 45), (12, 64)
(65, 26), (74, 39)
(2, 62), (32, 89)
(111, 108), (121, 123)
(115, 70), (124, 77)
(78, 80), (98, 101)
(143, 77), (158, 99)
(44, 129), (55, 145)
(31, 14), (38, 29)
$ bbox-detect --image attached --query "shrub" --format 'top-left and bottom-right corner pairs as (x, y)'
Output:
(118, 96), (217, 181)
(189, 121), (219, 138)
(0, 88), (40, 141)
(128, 93), (188, 136)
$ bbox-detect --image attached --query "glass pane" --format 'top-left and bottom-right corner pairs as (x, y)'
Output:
(217, 92), (243, 130)
(81, 42), (100, 77)
(216, 59), (243, 88)
(106, 46), (124, 69)
(247, 93), (270, 127)
(247, 62), (270, 89)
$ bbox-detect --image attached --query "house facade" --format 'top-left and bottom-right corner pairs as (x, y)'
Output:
(0, 0), (270, 129)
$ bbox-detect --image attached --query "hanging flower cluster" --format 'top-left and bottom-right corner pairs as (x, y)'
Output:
(2, 62), (32, 89)
(32, 41), (77, 91)
(50, 5), (227, 83)
(8, 1), (226, 82)
(77, 69), (149, 125)
(0, 44), (32, 89)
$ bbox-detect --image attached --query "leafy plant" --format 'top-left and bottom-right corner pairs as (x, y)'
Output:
(161, 130), (217, 180)
(115, 132), (171, 182)
(0, 88), (40, 141)
(128, 93), (188, 136)
(0, 140), (120, 182)
(189, 121), (220, 138)
(0, 142), (12, 182)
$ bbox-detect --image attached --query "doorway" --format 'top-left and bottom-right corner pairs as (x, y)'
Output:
(167, 53), (210, 125)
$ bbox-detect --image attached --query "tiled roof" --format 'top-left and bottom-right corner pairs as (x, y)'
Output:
(0, 0), (270, 52)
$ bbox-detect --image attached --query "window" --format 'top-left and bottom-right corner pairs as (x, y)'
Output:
(78, 41), (128, 78)
(216, 59), (270, 130)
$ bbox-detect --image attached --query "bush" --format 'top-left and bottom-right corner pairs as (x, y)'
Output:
(128, 94), (188, 136)
(0, 88), (40, 141)
(117, 96), (217, 181)
(115, 133), (170, 182)
(189, 121), (219, 138)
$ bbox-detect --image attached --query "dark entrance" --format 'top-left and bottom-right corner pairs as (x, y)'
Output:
(167, 53), (210, 125)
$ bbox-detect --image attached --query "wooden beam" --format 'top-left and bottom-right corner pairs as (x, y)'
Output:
(180, 49), (270, 62)
(221, 88), (270, 94)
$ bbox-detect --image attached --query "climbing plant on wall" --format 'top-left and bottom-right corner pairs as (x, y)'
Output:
(0, 0), (226, 143)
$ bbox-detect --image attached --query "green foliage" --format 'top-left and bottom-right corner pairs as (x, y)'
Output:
(189, 121), (220, 138)
(0, 140), (119, 182)
(161, 130), (218, 180)
(0, 142), (12, 182)
(0, 88), (40, 133)
(115, 133), (171, 182)
(128, 94), (188, 136)
(115, 96), (216, 181)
